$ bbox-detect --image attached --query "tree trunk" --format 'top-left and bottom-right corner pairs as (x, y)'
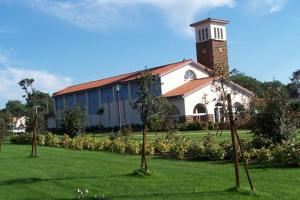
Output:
(141, 110), (148, 170)
(227, 94), (240, 191)
(31, 112), (38, 157)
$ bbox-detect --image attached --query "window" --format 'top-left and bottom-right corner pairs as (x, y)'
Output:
(202, 29), (205, 41)
(214, 27), (217, 39)
(184, 70), (196, 80)
(101, 87), (113, 103)
(118, 84), (129, 101)
(214, 103), (224, 123)
(76, 92), (86, 107)
(205, 28), (209, 40)
(217, 28), (220, 39)
(88, 90), (99, 114)
(65, 94), (75, 109)
(220, 28), (224, 39)
(55, 96), (64, 111)
(198, 30), (202, 41)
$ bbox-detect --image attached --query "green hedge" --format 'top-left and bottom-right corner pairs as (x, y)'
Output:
(10, 133), (300, 167)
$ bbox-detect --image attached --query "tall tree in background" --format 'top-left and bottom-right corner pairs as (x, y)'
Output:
(134, 72), (166, 172)
(287, 69), (300, 98)
(5, 100), (26, 118)
(230, 69), (286, 98)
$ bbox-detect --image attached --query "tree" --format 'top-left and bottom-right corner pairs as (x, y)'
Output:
(150, 97), (176, 135)
(287, 69), (300, 98)
(63, 106), (86, 138)
(134, 72), (163, 172)
(19, 78), (54, 132)
(230, 69), (286, 98)
(252, 88), (296, 146)
(18, 78), (40, 157)
(5, 100), (26, 117)
(212, 67), (255, 192)
(0, 111), (12, 151)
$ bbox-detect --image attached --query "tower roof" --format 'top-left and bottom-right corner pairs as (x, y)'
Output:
(190, 18), (229, 27)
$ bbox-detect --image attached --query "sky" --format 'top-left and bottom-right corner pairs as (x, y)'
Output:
(0, 0), (299, 108)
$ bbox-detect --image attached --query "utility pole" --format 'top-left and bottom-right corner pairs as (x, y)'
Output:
(115, 84), (122, 133)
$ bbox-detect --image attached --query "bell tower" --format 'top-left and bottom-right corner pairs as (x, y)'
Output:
(190, 18), (229, 75)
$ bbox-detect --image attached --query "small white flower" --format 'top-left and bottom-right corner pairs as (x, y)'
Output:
(77, 188), (81, 193)
(85, 189), (89, 193)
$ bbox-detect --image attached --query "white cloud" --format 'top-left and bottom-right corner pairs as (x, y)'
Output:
(246, 0), (288, 14)
(0, 53), (72, 107)
(26, 0), (235, 35)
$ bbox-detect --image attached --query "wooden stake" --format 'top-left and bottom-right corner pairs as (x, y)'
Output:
(227, 94), (241, 190)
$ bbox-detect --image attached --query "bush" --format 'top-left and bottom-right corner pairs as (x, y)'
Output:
(45, 133), (60, 147)
(254, 148), (273, 164)
(169, 136), (191, 159)
(252, 90), (297, 146)
(202, 135), (225, 160)
(126, 140), (140, 154)
(178, 121), (204, 131)
(153, 137), (172, 154)
(189, 141), (205, 160)
(60, 134), (72, 148)
(63, 106), (86, 138)
(10, 133), (45, 146)
(110, 137), (127, 154)
(271, 141), (300, 167)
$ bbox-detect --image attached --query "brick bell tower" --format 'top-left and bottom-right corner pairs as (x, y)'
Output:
(190, 18), (229, 75)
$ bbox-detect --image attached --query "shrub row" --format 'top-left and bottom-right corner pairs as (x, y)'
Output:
(10, 133), (300, 167)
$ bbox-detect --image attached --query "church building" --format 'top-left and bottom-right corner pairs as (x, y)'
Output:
(50, 18), (254, 129)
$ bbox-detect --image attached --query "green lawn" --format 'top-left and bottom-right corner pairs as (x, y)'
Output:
(92, 129), (300, 142)
(0, 143), (300, 200)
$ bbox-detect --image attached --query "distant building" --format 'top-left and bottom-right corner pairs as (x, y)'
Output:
(51, 18), (254, 129)
(11, 116), (26, 134)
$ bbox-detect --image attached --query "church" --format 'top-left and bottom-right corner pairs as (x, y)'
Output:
(50, 18), (254, 129)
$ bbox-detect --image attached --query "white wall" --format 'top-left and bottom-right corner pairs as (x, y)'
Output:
(184, 82), (251, 122)
(160, 63), (209, 94)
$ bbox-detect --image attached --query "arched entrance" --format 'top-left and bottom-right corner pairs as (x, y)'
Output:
(193, 103), (207, 122)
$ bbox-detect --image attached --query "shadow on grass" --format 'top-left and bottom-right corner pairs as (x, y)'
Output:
(56, 188), (259, 200)
(106, 188), (258, 200)
(0, 175), (117, 186)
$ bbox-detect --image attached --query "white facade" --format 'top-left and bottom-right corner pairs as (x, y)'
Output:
(52, 61), (253, 128)
(160, 63), (210, 94)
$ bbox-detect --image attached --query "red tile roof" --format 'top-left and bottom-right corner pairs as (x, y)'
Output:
(53, 59), (195, 96)
(164, 77), (214, 97)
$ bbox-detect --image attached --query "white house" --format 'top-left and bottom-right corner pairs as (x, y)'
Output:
(50, 18), (254, 129)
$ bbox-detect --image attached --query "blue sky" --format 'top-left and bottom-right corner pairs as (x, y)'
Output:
(0, 0), (299, 108)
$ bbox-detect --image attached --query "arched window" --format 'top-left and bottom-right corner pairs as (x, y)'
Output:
(184, 70), (196, 80)
(214, 103), (224, 123)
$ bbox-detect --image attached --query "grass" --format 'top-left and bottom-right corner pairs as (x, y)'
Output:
(91, 129), (300, 142)
(0, 143), (300, 200)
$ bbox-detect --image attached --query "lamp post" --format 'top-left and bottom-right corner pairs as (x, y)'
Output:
(115, 84), (122, 133)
